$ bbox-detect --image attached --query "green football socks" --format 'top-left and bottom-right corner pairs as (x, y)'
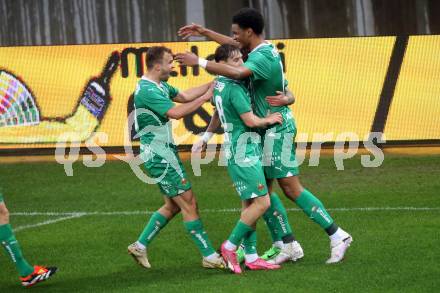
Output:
(0, 224), (34, 277)
(228, 220), (254, 246)
(242, 229), (257, 255)
(184, 219), (216, 257)
(295, 189), (334, 230)
(137, 211), (169, 247)
(263, 192), (294, 242)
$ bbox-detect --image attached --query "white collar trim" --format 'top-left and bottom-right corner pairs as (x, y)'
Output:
(141, 76), (161, 87)
(250, 41), (270, 53)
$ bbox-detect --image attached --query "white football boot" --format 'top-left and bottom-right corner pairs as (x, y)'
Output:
(128, 242), (151, 268)
(202, 253), (226, 269)
(267, 241), (304, 265)
(326, 229), (353, 264)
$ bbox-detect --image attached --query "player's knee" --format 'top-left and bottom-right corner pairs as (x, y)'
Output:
(0, 205), (9, 223)
(255, 195), (271, 212)
(178, 199), (198, 216)
(261, 195), (271, 210)
(188, 198), (198, 213)
(164, 204), (180, 215)
(281, 182), (302, 199)
(291, 185), (304, 198)
(180, 205), (199, 220)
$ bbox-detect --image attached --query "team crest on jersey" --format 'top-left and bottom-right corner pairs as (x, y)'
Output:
(257, 183), (265, 191)
(181, 178), (187, 185)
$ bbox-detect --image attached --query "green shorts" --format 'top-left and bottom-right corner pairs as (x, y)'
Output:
(261, 111), (300, 179)
(141, 144), (191, 197)
(0, 193), (3, 203)
(227, 159), (268, 201)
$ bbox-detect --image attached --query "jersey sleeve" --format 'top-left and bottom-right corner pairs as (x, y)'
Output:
(230, 85), (252, 115)
(163, 82), (180, 99)
(243, 52), (271, 81)
(136, 87), (174, 118)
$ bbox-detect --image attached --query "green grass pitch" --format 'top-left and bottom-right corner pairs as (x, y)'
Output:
(1, 154), (439, 291)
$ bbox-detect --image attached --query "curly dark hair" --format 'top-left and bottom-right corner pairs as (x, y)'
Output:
(232, 8), (264, 35)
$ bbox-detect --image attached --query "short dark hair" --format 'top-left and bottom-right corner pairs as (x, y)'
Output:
(232, 8), (264, 35)
(214, 44), (241, 62)
(146, 46), (172, 70)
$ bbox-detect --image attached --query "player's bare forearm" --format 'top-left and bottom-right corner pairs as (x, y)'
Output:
(178, 23), (238, 46)
(175, 52), (252, 79)
(175, 82), (211, 103)
(285, 88), (295, 105)
(203, 29), (239, 46)
(205, 61), (251, 80)
(240, 111), (282, 128)
(167, 93), (210, 119)
(206, 110), (220, 132)
(240, 111), (283, 128)
(266, 89), (295, 106)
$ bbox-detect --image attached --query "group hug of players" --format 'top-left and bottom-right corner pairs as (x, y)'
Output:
(127, 8), (352, 274)
(1, 8), (352, 287)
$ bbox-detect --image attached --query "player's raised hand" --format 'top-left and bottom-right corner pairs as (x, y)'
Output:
(265, 112), (283, 125)
(266, 91), (291, 106)
(178, 23), (206, 40)
(175, 51), (199, 66)
(204, 81), (215, 98)
(197, 82), (214, 103)
(192, 139), (207, 153)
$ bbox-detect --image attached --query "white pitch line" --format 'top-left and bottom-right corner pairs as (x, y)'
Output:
(14, 213), (86, 232)
(10, 207), (440, 217)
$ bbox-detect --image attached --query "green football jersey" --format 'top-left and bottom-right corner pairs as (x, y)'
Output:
(243, 42), (288, 118)
(213, 76), (260, 164)
(133, 76), (179, 146)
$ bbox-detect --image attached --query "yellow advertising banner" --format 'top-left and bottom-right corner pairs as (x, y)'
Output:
(384, 35), (440, 140)
(0, 36), (439, 149)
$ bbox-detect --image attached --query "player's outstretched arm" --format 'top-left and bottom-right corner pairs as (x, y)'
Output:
(207, 110), (220, 132)
(173, 82), (212, 103)
(177, 23), (239, 46)
(266, 89), (295, 107)
(175, 52), (252, 80)
(166, 86), (213, 120)
(192, 110), (220, 153)
(240, 111), (283, 128)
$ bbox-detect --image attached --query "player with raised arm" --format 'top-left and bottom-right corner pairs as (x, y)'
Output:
(181, 15), (303, 265)
(0, 190), (57, 287)
(208, 44), (282, 274)
(177, 8), (352, 264)
(193, 45), (302, 265)
(127, 46), (225, 270)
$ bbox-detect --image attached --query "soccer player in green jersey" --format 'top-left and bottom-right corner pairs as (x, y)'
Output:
(177, 8), (352, 264)
(0, 191), (57, 287)
(179, 15), (303, 265)
(127, 46), (225, 269)
(209, 44), (282, 274)
(193, 44), (303, 267)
